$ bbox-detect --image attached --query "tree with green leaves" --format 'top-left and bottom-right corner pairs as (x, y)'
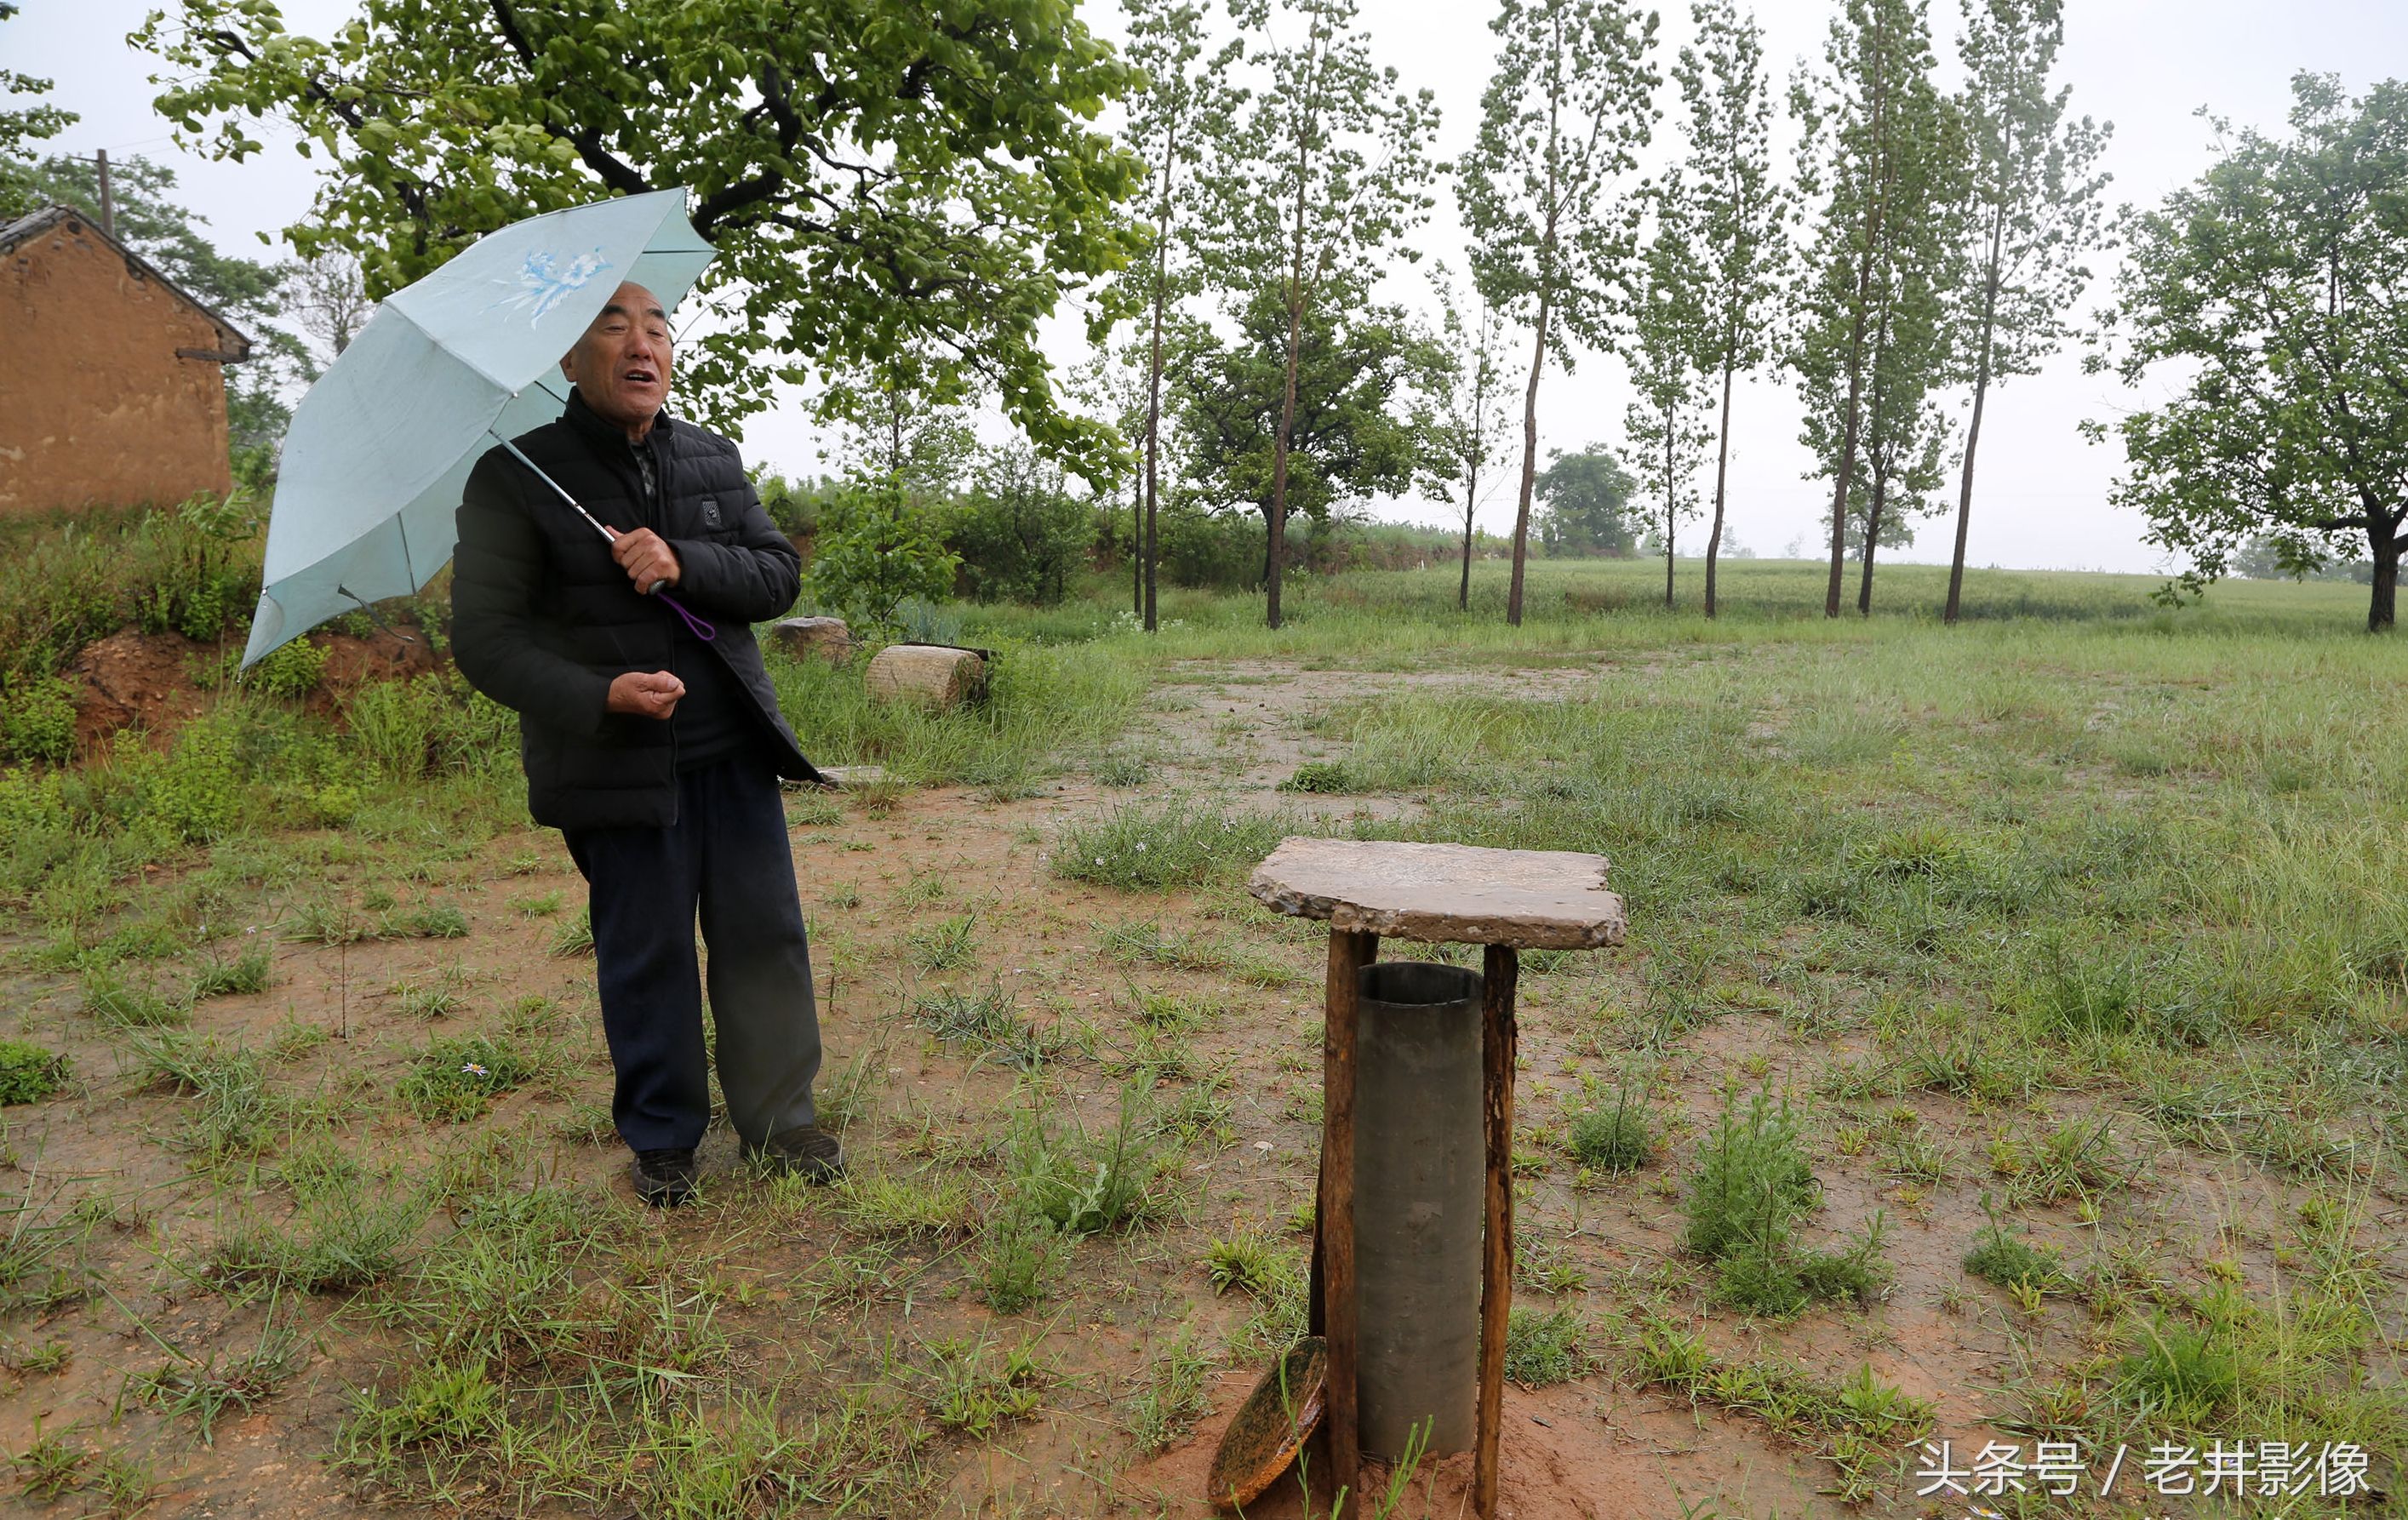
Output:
(1123, 0), (1243, 631)
(805, 476), (961, 637)
(1669, 0), (1790, 618)
(818, 346), (981, 507)
(1789, 0), (1959, 616)
(2088, 74), (2408, 632)
(0, 3), (77, 221)
(1624, 201), (1715, 609)
(1427, 265), (1514, 611)
(1175, 283), (1440, 582)
(1534, 444), (1637, 557)
(136, 0), (1143, 468)
(1460, 0), (1659, 626)
(1199, 0), (1438, 627)
(1942, 0), (2108, 623)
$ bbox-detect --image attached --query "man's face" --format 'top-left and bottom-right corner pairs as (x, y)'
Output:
(561, 282), (672, 432)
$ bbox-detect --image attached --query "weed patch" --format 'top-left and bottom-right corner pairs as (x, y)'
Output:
(398, 1035), (540, 1123)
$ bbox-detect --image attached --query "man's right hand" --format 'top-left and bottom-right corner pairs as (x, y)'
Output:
(606, 670), (685, 720)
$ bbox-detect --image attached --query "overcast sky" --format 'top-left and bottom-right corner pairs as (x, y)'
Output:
(14, 0), (2407, 570)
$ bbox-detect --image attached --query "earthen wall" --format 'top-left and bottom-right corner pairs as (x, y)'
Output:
(0, 214), (239, 515)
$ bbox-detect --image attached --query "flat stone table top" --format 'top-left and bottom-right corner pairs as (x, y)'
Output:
(1250, 837), (1627, 950)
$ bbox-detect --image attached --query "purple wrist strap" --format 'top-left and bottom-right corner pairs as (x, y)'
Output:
(655, 591), (716, 643)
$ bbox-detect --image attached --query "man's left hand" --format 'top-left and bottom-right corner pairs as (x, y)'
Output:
(611, 528), (681, 592)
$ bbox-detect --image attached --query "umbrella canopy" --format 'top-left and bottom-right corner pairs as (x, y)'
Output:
(241, 188), (715, 667)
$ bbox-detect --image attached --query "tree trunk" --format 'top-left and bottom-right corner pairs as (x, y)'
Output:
(1826, 11), (1887, 620)
(1705, 349), (1736, 619)
(1131, 485), (1144, 617)
(1662, 417), (1676, 610)
(1824, 305), (1873, 619)
(1141, 118), (1182, 636)
(1507, 298), (1550, 627)
(1946, 202), (2007, 626)
(1857, 460), (1886, 616)
(1460, 454), (1479, 612)
(2370, 514), (2400, 632)
(1267, 283), (1305, 630)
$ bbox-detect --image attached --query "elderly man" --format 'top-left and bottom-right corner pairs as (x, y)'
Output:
(452, 281), (842, 1206)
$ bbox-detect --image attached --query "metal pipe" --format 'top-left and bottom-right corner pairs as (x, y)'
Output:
(1353, 959), (1484, 1458)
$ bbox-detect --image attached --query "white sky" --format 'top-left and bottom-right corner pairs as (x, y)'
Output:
(14, 0), (2407, 571)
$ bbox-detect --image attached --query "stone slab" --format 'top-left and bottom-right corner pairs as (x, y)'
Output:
(1249, 837), (1626, 951)
(787, 764), (889, 790)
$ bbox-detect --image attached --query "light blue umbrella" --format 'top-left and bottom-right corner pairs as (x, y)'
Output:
(240, 187), (716, 667)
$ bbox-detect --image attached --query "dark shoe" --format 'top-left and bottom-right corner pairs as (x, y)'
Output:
(752, 1124), (845, 1185)
(632, 1147), (699, 1208)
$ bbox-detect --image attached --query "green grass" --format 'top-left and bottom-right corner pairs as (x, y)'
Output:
(397, 1035), (541, 1123)
(5, 544), (2408, 1515)
(0, 1043), (68, 1106)
(1050, 797), (1291, 891)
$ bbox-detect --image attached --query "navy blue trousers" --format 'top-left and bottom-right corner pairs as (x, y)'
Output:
(563, 755), (822, 1153)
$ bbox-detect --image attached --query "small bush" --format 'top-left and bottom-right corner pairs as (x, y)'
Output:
(1683, 1086), (1816, 1260)
(132, 493), (260, 642)
(338, 1357), (503, 1458)
(977, 1199), (1071, 1315)
(1566, 1089), (1652, 1172)
(906, 913), (978, 972)
(344, 676), (446, 782)
(0, 675), (77, 764)
(924, 1336), (1045, 1438)
(1201, 1231), (1283, 1296)
(1965, 1203), (2068, 1293)
(0, 1042), (68, 1106)
(944, 446), (1093, 606)
(243, 639), (327, 700)
(1006, 1084), (1164, 1237)
(806, 475), (960, 636)
(1684, 1085), (1887, 1317)
(137, 711), (244, 842)
(189, 944), (272, 1002)
(2118, 1320), (2237, 1425)
(1280, 761), (1353, 794)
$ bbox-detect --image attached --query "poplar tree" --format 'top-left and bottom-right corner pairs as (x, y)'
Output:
(1669, 0), (1790, 618)
(1459, 0), (1660, 626)
(1624, 203), (1713, 609)
(1788, 0), (1954, 617)
(1941, 0), (2108, 623)
(1124, 1), (1243, 631)
(1428, 266), (1514, 611)
(1204, 0), (1438, 628)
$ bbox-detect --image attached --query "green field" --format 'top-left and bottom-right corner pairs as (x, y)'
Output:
(0, 554), (2400, 1517)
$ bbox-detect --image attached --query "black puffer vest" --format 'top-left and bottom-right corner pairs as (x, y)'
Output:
(452, 390), (822, 831)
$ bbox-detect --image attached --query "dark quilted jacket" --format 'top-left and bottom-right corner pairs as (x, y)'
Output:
(452, 389), (822, 831)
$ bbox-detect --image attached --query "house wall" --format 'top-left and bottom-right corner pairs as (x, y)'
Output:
(0, 214), (238, 515)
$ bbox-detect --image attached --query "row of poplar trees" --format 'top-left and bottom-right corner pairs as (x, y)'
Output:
(1116, 0), (2107, 628)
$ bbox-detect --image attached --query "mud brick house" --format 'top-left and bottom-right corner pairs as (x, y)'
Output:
(0, 203), (253, 515)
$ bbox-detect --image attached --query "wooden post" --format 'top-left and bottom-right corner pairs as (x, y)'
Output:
(1318, 929), (1376, 1512)
(1474, 943), (1519, 1520)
